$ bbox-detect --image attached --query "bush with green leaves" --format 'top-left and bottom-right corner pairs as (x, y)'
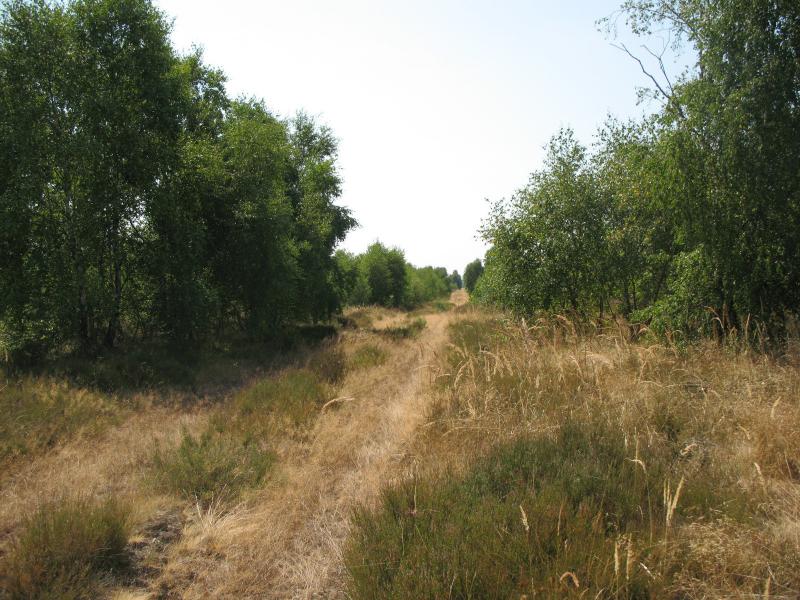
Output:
(476, 0), (800, 342)
(463, 259), (484, 294)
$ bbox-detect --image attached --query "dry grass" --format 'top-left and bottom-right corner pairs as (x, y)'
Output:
(346, 311), (800, 598)
(145, 302), (456, 598)
(6, 288), (790, 599)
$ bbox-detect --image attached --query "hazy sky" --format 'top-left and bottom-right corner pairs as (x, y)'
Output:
(155, 0), (686, 274)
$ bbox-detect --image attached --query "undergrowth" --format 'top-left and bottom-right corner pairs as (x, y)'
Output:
(347, 422), (736, 598)
(152, 426), (272, 505)
(151, 346), (343, 504)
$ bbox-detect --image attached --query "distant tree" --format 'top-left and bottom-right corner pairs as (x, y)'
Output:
(463, 260), (485, 294)
(447, 270), (462, 290)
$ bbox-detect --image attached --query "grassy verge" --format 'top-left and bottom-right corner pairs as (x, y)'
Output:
(347, 421), (738, 598)
(347, 313), (800, 598)
(151, 344), (346, 505)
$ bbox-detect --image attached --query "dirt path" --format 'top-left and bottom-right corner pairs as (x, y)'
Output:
(166, 292), (465, 598)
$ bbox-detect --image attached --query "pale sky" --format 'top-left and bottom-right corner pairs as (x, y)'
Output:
(155, 0), (688, 274)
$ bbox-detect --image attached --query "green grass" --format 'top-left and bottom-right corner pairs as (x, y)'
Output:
(349, 344), (388, 370)
(0, 377), (117, 466)
(234, 367), (333, 427)
(152, 426), (272, 505)
(375, 317), (427, 341)
(1, 497), (131, 600)
(346, 422), (738, 599)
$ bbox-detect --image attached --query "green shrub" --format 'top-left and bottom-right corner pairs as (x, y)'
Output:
(346, 423), (732, 599)
(349, 344), (388, 370)
(1, 497), (131, 600)
(152, 427), (272, 505)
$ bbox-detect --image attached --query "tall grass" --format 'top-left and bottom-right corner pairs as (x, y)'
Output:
(1, 497), (131, 599)
(375, 317), (427, 341)
(235, 367), (334, 428)
(151, 346), (344, 504)
(0, 377), (117, 467)
(348, 313), (800, 598)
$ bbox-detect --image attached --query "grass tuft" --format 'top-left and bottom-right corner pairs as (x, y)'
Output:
(1, 497), (131, 600)
(307, 345), (347, 384)
(235, 368), (333, 427)
(152, 427), (272, 505)
(349, 344), (388, 370)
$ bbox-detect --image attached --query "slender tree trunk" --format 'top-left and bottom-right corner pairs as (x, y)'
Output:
(104, 221), (123, 348)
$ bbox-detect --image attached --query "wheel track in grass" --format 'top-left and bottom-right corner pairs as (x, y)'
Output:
(160, 291), (466, 599)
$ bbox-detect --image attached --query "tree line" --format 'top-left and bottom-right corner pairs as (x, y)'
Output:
(475, 0), (800, 341)
(0, 0), (356, 362)
(335, 242), (458, 309)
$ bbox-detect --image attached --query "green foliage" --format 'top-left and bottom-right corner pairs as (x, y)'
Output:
(477, 0), (800, 342)
(463, 259), (484, 294)
(0, 0), (355, 361)
(152, 427), (272, 505)
(336, 243), (451, 309)
(405, 265), (451, 308)
(447, 270), (462, 290)
(1, 496), (131, 599)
